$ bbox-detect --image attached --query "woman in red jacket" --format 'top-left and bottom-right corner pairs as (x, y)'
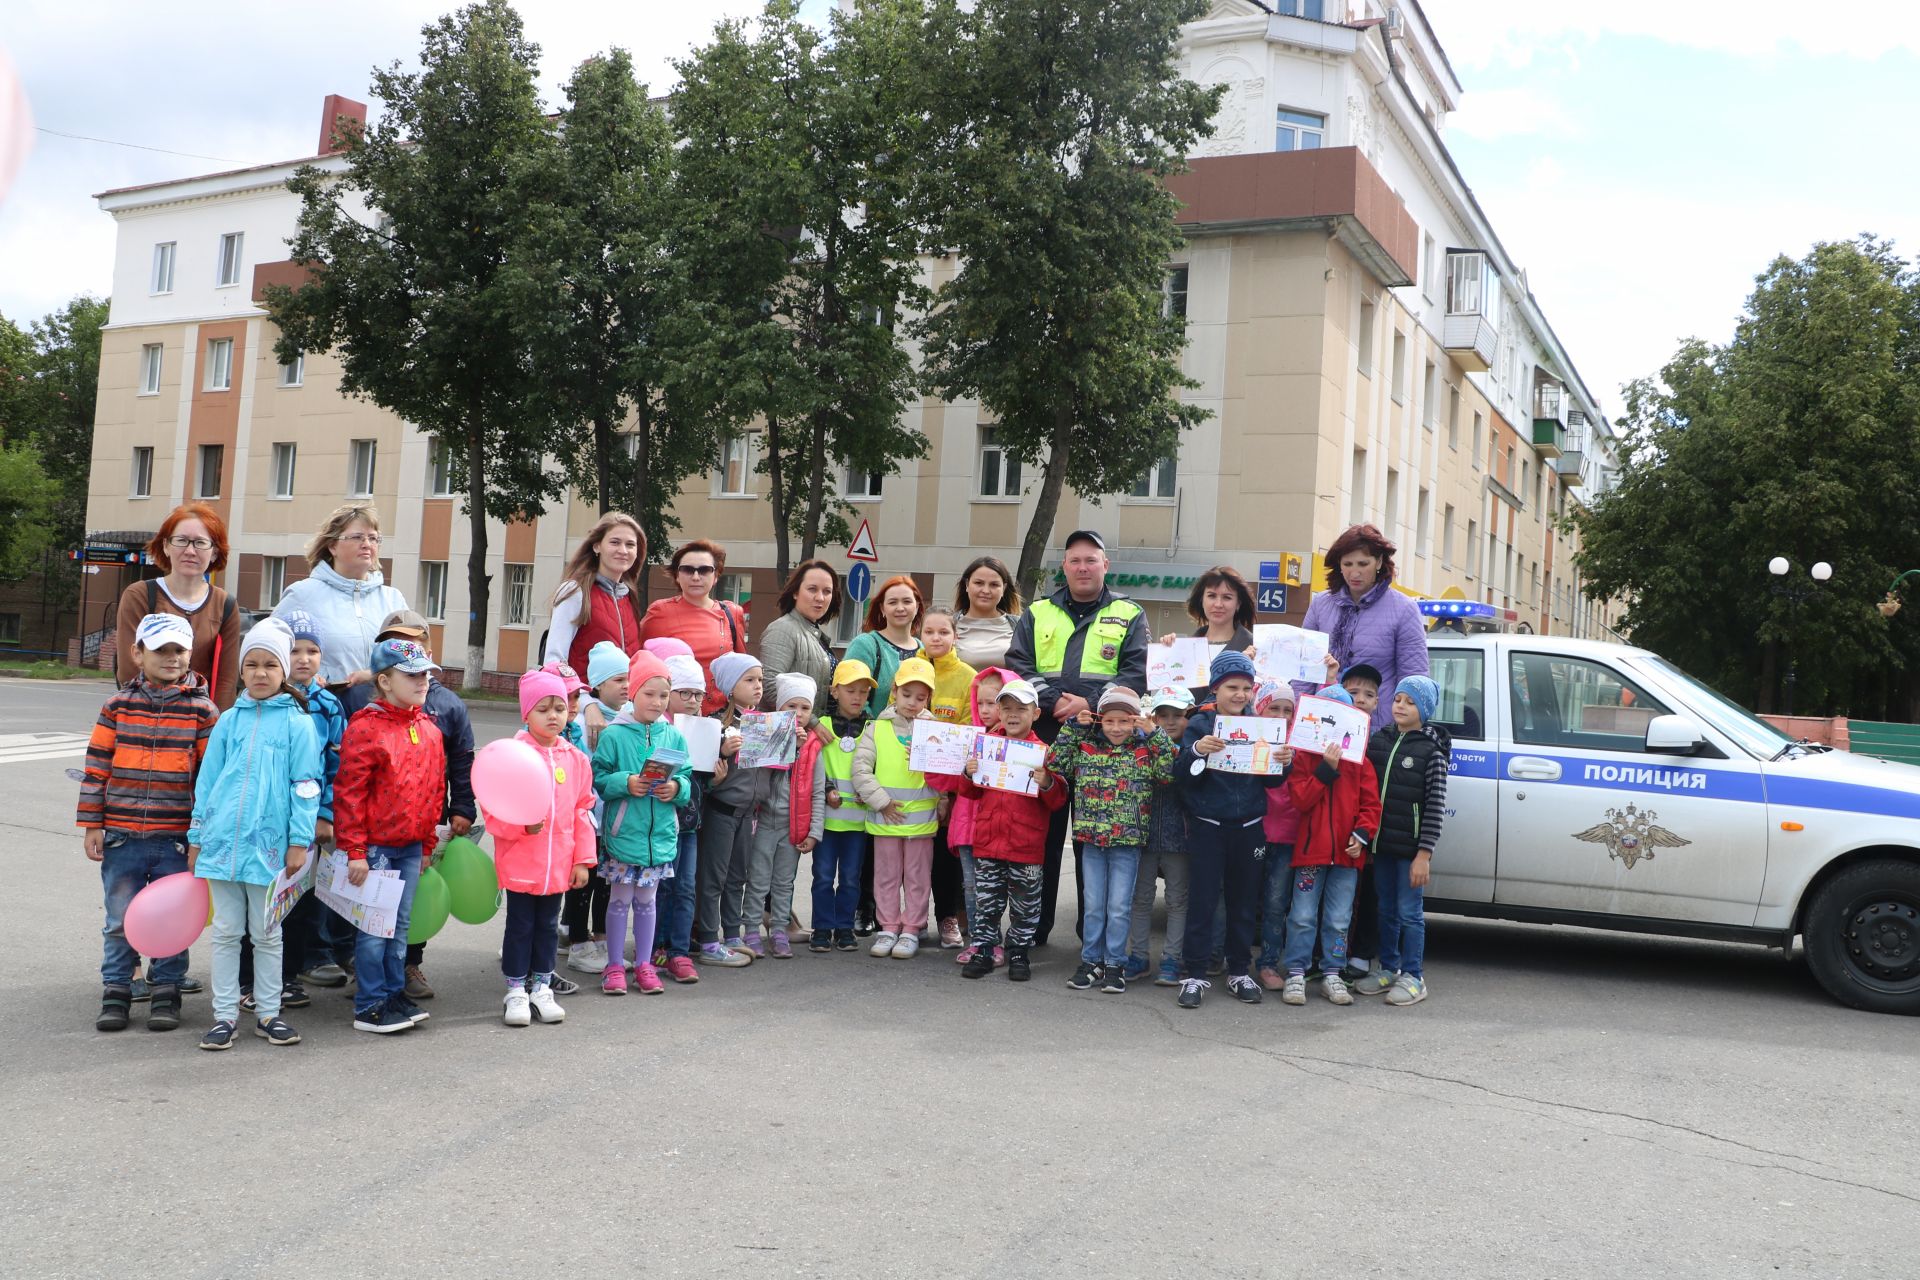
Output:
(544, 513), (647, 733)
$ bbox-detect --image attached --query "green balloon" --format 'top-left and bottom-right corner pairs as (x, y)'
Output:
(408, 867), (451, 944)
(440, 837), (500, 925)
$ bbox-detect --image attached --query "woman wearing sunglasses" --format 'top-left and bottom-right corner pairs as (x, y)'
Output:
(115, 503), (244, 709)
(640, 539), (749, 714)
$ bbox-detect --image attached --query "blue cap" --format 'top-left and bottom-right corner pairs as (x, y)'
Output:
(369, 638), (439, 676)
(1209, 649), (1257, 685)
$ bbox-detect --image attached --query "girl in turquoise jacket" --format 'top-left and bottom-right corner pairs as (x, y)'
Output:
(188, 620), (322, 1050)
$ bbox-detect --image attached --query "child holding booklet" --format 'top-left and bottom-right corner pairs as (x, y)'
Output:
(746, 674), (825, 959)
(658, 655), (716, 983)
(958, 679), (1067, 982)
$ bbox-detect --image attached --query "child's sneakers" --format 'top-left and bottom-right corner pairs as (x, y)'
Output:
(1101, 965), (1127, 994)
(503, 988), (532, 1027)
(770, 931), (793, 959)
(738, 934), (765, 959)
(96, 984), (132, 1032)
(833, 929), (858, 952)
(567, 941), (603, 974)
(253, 1016), (300, 1046)
(1121, 954), (1150, 982)
(868, 931), (898, 958)
(1226, 974), (1263, 1004)
(955, 943), (979, 965)
(1006, 945), (1031, 982)
(354, 1005), (415, 1034)
(1176, 977), (1209, 1009)
(1281, 973), (1308, 1005)
(938, 916), (965, 948)
(602, 965), (628, 996)
(891, 933), (920, 960)
(1386, 974), (1428, 1006)
(528, 982), (565, 1023)
(1323, 972), (1354, 1006)
(1256, 965), (1286, 992)
(1155, 955), (1181, 987)
(810, 930), (834, 953)
(666, 955), (699, 984)
(1354, 969), (1397, 997)
(146, 984), (182, 1031)
(548, 973), (581, 997)
(198, 1019), (238, 1051)
(1068, 962), (1100, 990)
(961, 947), (995, 979)
(633, 963), (664, 995)
(698, 942), (752, 968)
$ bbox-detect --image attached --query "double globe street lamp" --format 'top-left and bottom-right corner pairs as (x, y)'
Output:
(1769, 555), (1832, 717)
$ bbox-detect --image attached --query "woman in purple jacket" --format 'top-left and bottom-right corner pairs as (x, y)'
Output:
(1299, 524), (1430, 733)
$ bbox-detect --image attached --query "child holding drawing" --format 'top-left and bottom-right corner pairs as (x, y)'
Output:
(746, 674), (825, 959)
(851, 658), (941, 959)
(187, 620), (321, 1050)
(951, 666), (1013, 969)
(1281, 684), (1381, 1007)
(958, 679), (1068, 982)
(659, 655), (715, 982)
(698, 652), (768, 967)
(918, 605), (976, 949)
(1252, 682), (1301, 992)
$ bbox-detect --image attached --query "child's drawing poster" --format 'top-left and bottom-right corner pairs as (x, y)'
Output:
(1252, 625), (1332, 685)
(1205, 715), (1292, 775)
(971, 735), (1047, 796)
(736, 711), (798, 769)
(910, 719), (979, 774)
(1286, 695), (1370, 756)
(1146, 638), (1210, 689)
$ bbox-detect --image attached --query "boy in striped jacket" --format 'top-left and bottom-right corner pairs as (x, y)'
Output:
(77, 614), (218, 1033)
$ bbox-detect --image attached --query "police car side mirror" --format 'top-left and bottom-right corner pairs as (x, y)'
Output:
(1644, 715), (1707, 756)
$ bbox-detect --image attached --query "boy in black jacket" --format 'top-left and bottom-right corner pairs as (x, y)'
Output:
(1174, 651), (1287, 1010)
(1359, 674), (1447, 1006)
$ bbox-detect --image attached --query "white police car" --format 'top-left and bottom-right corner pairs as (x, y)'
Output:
(1418, 630), (1920, 1013)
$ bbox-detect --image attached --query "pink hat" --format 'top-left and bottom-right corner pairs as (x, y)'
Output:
(628, 650), (671, 693)
(539, 660), (587, 696)
(642, 637), (694, 661)
(519, 669), (569, 722)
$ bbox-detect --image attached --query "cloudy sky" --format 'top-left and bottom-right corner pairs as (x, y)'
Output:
(3, 0), (1917, 419)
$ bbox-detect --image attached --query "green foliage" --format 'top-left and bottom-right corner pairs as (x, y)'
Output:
(1573, 237), (1920, 718)
(914, 0), (1222, 599)
(266, 0), (558, 683)
(0, 440), (59, 577)
(0, 296), (103, 606)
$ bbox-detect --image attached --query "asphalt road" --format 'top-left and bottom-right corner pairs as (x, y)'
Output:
(3, 676), (1916, 1278)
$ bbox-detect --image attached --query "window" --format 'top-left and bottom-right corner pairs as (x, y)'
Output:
(130, 447), (154, 498)
(427, 438), (453, 497)
(1441, 502), (1456, 567)
(1426, 649), (1485, 740)
(1164, 265), (1189, 320)
(833, 598), (862, 648)
(717, 433), (754, 496)
(150, 242), (175, 294)
(1533, 463), (1545, 517)
(139, 344), (163, 395)
(1465, 518), (1478, 578)
(978, 428), (1022, 499)
(0, 612), (20, 645)
(1130, 453), (1176, 500)
(715, 572), (752, 609)
(844, 464), (883, 500)
(204, 338), (233, 391)
(270, 442), (297, 498)
(1390, 332), (1407, 404)
(1519, 459), (1530, 506)
(1349, 447), (1368, 525)
(215, 232), (244, 287)
(1416, 487), (1432, 559)
(1471, 411), (1484, 469)
(1356, 295), (1375, 376)
(1423, 360), (1438, 428)
(1447, 387), (1460, 449)
(196, 444), (224, 499)
(278, 351), (304, 387)
(1422, 233), (1438, 302)
(420, 562), (448, 621)
(1384, 467), (1400, 531)
(348, 439), (377, 498)
(261, 557), (286, 609)
(1272, 0), (1325, 17)
(1275, 108), (1326, 152)
(1507, 652), (1669, 753)
(504, 564), (533, 626)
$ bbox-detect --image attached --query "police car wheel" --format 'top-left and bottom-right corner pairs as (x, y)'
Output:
(1803, 859), (1920, 1015)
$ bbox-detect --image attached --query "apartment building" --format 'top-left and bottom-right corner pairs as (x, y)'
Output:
(78, 4), (1620, 676)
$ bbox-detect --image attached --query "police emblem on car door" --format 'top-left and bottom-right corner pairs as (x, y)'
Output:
(1571, 804), (1690, 870)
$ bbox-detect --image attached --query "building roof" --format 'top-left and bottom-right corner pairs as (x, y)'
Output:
(93, 152), (332, 201)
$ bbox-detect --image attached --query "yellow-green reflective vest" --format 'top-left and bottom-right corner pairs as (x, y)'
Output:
(865, 721), (938, 837)
(1029, 596), (1144, 682)
(820, 715), (870, 833)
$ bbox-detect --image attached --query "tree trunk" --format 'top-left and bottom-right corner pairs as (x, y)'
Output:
(800, 410), (829, 562)
(631, 399), (654, 610)
(462, 425), (490, 693)
(1015, 405), (1075, 603)
(1757, 638), (1777, 716)
(592, 411), (616, 515)
(766, 412), (791, 585)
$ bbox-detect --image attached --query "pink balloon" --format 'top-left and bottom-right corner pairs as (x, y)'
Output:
(472, 738), (552, 826)
(124, 872), (210, 958)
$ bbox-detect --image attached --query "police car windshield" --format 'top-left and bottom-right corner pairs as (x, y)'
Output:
(1635, 656), (1794, 759)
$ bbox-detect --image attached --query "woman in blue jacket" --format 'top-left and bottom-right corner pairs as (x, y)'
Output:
(189, 620), (322, 1051)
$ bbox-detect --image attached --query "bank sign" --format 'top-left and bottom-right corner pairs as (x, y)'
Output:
(1044, 561), (1296, 610)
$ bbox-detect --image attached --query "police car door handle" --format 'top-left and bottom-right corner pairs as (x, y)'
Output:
(1506, 756), (1562, 781)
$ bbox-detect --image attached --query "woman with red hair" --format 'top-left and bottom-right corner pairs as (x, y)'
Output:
(842, 575), (924, 717)
(1299, 524), (1429, 732)
(115, 503), (242, 709)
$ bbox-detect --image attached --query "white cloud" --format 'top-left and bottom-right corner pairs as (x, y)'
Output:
(1447, 85), (1575, 140)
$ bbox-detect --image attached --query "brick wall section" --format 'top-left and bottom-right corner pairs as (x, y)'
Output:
(1761, 715), (1850, 750)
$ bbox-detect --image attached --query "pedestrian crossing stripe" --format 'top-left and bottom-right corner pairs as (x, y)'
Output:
(0, 732), (90, 766)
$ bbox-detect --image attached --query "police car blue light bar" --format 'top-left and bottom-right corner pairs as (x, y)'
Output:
(1418, 599), (1518, 623)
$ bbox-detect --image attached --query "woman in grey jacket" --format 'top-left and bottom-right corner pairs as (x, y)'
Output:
(757, 560), (841, 708)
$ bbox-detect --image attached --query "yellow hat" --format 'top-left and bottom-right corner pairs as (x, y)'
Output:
(831, 658), (876, 688)
(893, 657), (937, 690)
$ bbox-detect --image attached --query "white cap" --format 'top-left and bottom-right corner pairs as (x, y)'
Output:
(996, 679), (1040, 706)
(134, 613), (194, 651)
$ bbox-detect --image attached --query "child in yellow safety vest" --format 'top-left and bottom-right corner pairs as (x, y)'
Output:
(811, 660), (876, 953)
(851, 658), (940, 959)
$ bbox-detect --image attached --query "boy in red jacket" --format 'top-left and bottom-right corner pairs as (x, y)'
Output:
(957, 680), (1068, 982)
(333, 639), (447, 1035)
(1281, 684), (1380, 1008)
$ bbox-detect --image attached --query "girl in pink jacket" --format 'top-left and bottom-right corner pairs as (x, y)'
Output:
(489, 669), (598, 1027)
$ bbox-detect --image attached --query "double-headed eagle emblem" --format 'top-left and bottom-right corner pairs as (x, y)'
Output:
(1572, 803), (1690, 870)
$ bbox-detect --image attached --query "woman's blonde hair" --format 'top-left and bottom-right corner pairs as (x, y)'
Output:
(551, 512), (648, 630)
(306, 504), (381, 571)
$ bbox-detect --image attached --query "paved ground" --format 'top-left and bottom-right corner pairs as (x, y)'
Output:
(3, 676), (1916, 1278)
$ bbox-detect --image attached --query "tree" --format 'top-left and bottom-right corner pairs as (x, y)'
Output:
(671, 0), (930, 582)
(267, 0), (560, 687)
(915, 0), (1222, 600)
(1573, 237), (1920, 719)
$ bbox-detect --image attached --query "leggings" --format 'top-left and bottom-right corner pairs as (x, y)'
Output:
(606, 882), (659, 976)
(564, 877), (610, 945)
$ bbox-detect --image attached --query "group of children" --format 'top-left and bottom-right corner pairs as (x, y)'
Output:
(80, 607), (1447, 1047)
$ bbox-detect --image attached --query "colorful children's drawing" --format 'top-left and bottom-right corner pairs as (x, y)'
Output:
(315, 850), (400, 938)
(262, 853), (317, 931)
(1205, 715), (1292, 775)
(971, 735), (1048, 796)
(910, 718), (979, 774)
(736, 711), (798, 769)
(1147, 638), (1211, 689)
(1286, 694), (1371, 756)
(1253, 624), (1332, 685)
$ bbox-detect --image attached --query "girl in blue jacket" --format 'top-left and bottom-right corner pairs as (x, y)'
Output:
(188, 620), (322, 1051)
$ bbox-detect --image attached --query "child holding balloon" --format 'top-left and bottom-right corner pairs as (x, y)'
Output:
(484, 670), (598, 1026)
(78, 612), (219, 1033)
(187, 619), (323, 1050)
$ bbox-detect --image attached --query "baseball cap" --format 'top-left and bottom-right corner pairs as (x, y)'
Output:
(996, 679), (1040, 706)
(1340, 663), (1383, 689)
(377, 608), (431, 640)
(369, 638), (440, 676)
(133, 613), (194, 652)
(893, 657), (936, 691)
(1146, 686), (1194, 713)
(832, 658), (876, 688)
(1063, 529), (1106, 552)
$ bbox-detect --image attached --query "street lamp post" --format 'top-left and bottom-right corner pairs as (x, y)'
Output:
(1879, 569), (1920, 619)
(1768, 556), (1832, 717)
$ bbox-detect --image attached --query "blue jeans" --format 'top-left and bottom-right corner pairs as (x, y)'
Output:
(1257, 842), (1295, 968)
(352, 843), (422, 1015)
(812, 828), (866, 932)
(100, 834), (189, 987)
(663, 828), (700, 959)
(1283, 863), (1359, 975)
(1079, 845), (1141, 968)
(1375, 856), (1427, 979)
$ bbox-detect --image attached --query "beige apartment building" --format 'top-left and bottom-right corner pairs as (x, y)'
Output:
(78, 5), (1619, 678)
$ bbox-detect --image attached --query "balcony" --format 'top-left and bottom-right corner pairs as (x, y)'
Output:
(1442, 250), (1499, 372)
(1532, 381), (1566, 457)
(1554, 450), (1586, 487)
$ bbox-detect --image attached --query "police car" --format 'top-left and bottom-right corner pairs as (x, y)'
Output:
(1417, 620), (1920, 1014)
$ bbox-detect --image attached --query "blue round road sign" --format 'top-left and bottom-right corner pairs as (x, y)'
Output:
(847, 561), (872, 602)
